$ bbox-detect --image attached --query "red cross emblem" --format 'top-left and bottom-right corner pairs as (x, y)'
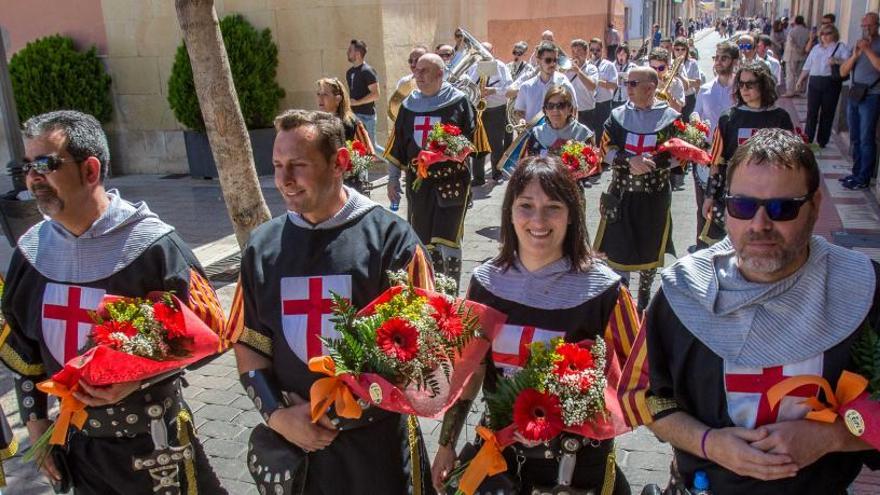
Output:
(724, 355), (822, 428)
(42, 283), (105, 365)
(492, 325), (564, 374)
(413, 116), (441, 149)
(624, 133), (657, 155)
(280, 275), (351, 362)
(737, 128), (758, 145)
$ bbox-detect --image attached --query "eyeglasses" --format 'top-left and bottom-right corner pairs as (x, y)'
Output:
(738, 80), (759, 90)
(624, 80), (646, 87)
(439, 52), (453, 59)
(652, 64), (667, 72)
(738, 43), (754, 50)
(674, 47), (687, 52)
(589, 48), (602, 53)
(513, 50), (525, 56)
(543, 57), (558, 64)
(21, 155), (75, 175)
(724, 193), (814, 221)
(544, 101), (572, 110)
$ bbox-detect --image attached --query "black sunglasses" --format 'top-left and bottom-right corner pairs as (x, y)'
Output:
(544, 101), (571, 110)
(21, 155), (74, 175)
(543, 57), (558, 64)
(725, 193), (814, 221)
(513, 50), (525, 56)
(652, 64), (667, 72)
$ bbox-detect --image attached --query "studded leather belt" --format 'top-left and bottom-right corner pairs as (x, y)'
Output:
(611, 167), (670, 194)
(79, 378), (184, 439)
(511, 434), (607, 460)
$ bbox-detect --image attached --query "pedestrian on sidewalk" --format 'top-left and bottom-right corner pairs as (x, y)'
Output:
(346, 39), (381, 150)
(606, 22), (621, 61)
(226, 109), (436, 495)
(795, 25), (850, 149)
(839, 12), (880, 190)
(782, 16), (810, 98)
(625, 128), (880, 495)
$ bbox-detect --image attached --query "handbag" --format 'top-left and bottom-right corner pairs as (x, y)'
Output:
(848, 56), (880, 102)
(246, 423), (309, 495)
(830, 43), (849, 83)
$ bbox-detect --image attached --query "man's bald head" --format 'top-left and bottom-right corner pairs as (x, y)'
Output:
(542, 30), (555, 41)
(629, 66), (659, 85)
(419, 53), (446, 73)
(415, 53), (446, 95)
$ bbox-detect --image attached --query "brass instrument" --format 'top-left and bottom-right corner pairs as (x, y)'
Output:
(447, 28), (495, 108)
(656, 55), (686, 103)
(387, 77), (416, 121)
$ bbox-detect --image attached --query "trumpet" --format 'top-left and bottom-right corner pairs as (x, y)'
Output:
(656, 55), (686, 103)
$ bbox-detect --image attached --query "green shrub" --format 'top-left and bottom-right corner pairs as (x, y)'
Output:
(167, 14), (286, 131)
(9, 35), (113, 124)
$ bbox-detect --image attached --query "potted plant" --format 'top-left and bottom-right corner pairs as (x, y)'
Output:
(167, 14), (285, 178)
(3, 35), (113, 246)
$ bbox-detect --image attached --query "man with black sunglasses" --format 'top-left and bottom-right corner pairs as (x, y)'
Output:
(512, 41), (578, 125)
(625, 128), (880, 495)
(0, 110), (228, 493)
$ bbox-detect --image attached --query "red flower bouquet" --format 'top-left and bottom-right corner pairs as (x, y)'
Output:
(33, 292), (220, 448)
(414, 123), (474, 189)
(345, 139), (374, 180)
(658, 116), (712, 165)
(450, 338), (629, 495)
(308, 281), (505, 423)
(557, 140), (601, 180)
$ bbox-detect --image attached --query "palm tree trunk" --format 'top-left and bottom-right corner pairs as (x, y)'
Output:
(174, 0), (271, 248)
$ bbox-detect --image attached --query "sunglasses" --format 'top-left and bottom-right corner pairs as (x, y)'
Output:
(652, 64), (667, 72)
(21, 155), (74, 175)
(738, 43), (754, 50)
(738, 80), (759, 90)
(624, 80), (646, 87)
(543, 57), (558, 64)
(674, 47), (687, 52)
(513, 50), (525, 56)
(724, 193), (814, 221)
(544, 101), (571, 110)
(439, 52), (453, 58)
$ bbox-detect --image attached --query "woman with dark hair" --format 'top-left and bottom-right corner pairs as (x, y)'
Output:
(612, 44), (635, 108)
(699, 61), (794, 246)
(520, 85), (595, 159)
(316, 77), (375, 194)
(431, 156), (640, 495)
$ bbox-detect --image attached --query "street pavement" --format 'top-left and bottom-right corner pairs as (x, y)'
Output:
(2, 27), (880, 494)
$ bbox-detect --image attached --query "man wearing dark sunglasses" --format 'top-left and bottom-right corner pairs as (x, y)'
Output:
(512, 41), (578, 125)
(737, 34), (759, 64)
(1, 110), (227, 493)
(630, 128), (879, 495)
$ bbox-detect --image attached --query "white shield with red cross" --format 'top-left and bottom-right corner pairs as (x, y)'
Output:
(624, 133), (657, 155)
(492, 324), (565, 376)
(737, 128), (758, 145)
(280, 275), (351, 363)
(724, 354), (823, 428)
(42, 283), (105, 365)
(413, 116), (442, 149)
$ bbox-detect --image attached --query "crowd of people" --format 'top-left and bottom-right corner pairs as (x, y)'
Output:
(1, 10), (880, 495)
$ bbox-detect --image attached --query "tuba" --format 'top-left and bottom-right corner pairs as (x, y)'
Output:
(446, 28), (495, 108)
(656, 55), (686, 103)
(387, 77), (416, 121)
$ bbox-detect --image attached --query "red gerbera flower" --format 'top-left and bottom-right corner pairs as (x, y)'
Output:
(428, 140), (448, 153)
(153, 302), (186, 339)
(673, 119), (687, 132)
(695, 122), (710, 135)
(92, 321), (138, 348)
(581, 146), (599, 166)
(351, 139), (368, 156)
(561, 152), (580, 171)
(512, 388), (564, 442)
(429, 296), (464, 340)
(376, 317), (420, 362)
(554, 343), (595, 377)
(442, 123), (462, 136)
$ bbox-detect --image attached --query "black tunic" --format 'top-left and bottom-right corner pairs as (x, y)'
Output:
(644, 279), (880, 495)
(594, 103), (680, 271)
(700, 106), (794, 245)
(385, 91), (476, 250)
(228, 207), (435, 495)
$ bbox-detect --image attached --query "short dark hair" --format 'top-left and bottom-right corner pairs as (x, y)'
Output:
(571, 39), (589, 50)
(616, 43), (630, 59)
(734, 61), (778, 108)
(273, 109), (345, 162)
(758, 34), (773, 47)
(589, 37), (603, 48)
(673, 37), (688, 48)
(649, 47), (670, 63)
(716, 41), (740, 60)
(22, 110), (110, 181)
(536, 41), (558, 58)
(727, 128), (820, 195)
(495, 156), (593, 271)
(794, 15), (805, 25)
(349, 39), (367, 56)
(823, 13), (835, 23)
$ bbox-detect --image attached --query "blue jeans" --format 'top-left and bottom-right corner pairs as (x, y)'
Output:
(847, 93), (880, 184)
(355, 113), (383, 154)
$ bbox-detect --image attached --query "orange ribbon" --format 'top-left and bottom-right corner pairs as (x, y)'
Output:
(36, 379), (87, 446)
(457, 426), (508, 495)
(307, 356), (362, 423)
(767, 371), (868, 423)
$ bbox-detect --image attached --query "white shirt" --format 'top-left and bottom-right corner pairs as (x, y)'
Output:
(759, 54), (783, 83)
(693, 77), (735, 140)
(802, 42), (852, 77)
(594, 58), (618, 102)
(465, 59), (513, 108)
(566, 62), (598, 111)
(514, 72), (578, 122)
(612, 61), (636, 103)
(684, 59), (702, 96)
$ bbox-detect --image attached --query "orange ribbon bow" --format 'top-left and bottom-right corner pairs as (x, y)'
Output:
(308, 356), (363, 423)
(36, 379), (87, 446)
(457, 426), (509, 495)
(767, 371), (869, 423)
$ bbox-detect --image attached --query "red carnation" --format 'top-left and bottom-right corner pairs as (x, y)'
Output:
(153, 301), (187, 339)
(351, 139), (368, 156)
(513, 388), (564, 442)
(429, 296), (464, 340)
(92, 321), (138, 348)
(442, 123), (462, 136)
(376, 317), (420, 362)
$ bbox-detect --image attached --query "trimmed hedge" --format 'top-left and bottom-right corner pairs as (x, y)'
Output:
(9, 35), (113, 124)
(167, 14), (285, 131)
